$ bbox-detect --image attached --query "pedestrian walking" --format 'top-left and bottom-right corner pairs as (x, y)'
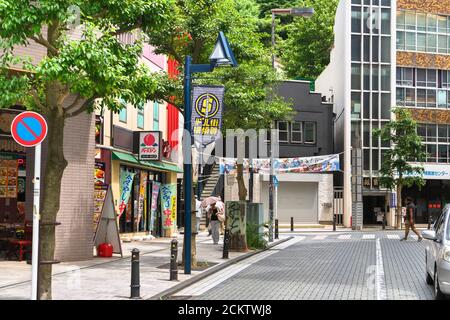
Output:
(207, 203), (221, 244)
(195, 196), (202, 233)
(401, 196), (423, 242)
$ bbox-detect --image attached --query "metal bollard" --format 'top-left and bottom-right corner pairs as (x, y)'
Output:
(222, 229), (230, 259)
(170, 239), (178, 281)
(382, 212), (386, 230)
(333, 214), (336, 232)
(275, 219), (279, 239)
(290, 217), (294, 232)
(130, 248), (141, 299)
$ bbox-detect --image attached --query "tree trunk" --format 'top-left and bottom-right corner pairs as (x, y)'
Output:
(396, 183), (403, 230)
(231, 163), (248, 251)
(38, 108), (68, 300)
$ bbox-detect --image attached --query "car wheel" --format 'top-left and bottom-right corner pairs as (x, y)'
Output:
(434, 267), (446, 300)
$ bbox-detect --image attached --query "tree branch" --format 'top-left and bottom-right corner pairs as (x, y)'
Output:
(30, 35), (58, 55)
(65, 94), (83, 112)
(64, 96), (97, 119)
(29, 90), (46, 111)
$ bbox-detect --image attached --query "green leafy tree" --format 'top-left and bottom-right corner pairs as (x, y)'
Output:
(373, 108), (426, 229)
(0, 0), (174, 299)
(146, 0), (293, 252)
(280, 0), (339, 79)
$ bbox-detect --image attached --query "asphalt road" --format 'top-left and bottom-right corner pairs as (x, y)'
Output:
(170, 231), (435, 300)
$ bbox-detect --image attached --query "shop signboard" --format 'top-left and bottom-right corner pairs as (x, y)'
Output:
(118, 168), (135, 219)
(399, 163), (450, 180)
(191, 85), (224, 145)
(150, 181), (160, 232)
(160, 183), (177, 230)
(94, 162), (106, 185)
(93, 184), (108, 235)
(137, 131), (161, 161)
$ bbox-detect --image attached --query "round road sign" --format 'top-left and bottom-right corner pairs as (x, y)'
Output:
(11, 111), (48, 147)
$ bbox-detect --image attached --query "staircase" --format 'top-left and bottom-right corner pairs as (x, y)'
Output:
(199, 164), (221, 229)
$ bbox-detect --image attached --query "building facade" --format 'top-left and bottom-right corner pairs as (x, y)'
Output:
(316, 0), (450, 228)
(224, 80), (335, 225)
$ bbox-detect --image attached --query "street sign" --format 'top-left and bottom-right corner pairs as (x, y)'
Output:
(11, 111), (48, 147)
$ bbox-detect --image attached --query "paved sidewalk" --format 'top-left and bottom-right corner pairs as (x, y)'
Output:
(0, 232), (272, 300)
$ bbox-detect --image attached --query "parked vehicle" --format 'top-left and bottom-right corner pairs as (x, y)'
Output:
(422, 204), (450, 300)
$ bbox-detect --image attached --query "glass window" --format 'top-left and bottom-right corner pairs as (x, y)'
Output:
(372, 149), (379, 170)
(438, 35), (447, 54)
(427, 70), (437, 88)
(406, 32), (416, 50)
(364, 64), (370, 90)
(428, 14), (437, 33)
(381, 93), (391, 119)
(427, 144), (437, 162)
(363, 7), (371, 34)
(352, 64), (361, 90)
(364, 149), (370, 170)
(405, 88), (415, 106)
(372, 36), (379, 62)
(438, 145), (447, 163)
(427, 90), (436, 107)
(381, 9), (390, 34)
(364, 36), (370, 62)
(381, 65), (390, 91)
(363, 122), (370, 147)
(352, 7), (362, 33)
(443, 71), (450, 88)
(380, 122), (390, 147)
(396, 10), (405, 30)
(417, 33), (426, 52)
(119, 104), (127, 123)
(428, 34), (437, 52)
(405, 11), (416, 31)
(137, 103), (144, 129)
(396, 31), (405, 50)
(417, 13), (427, 32)
(352, 93), (362, 120)
(291, 122), (302, 143)
(427, 125), (437, 142)
(417, 89), (427, 107)
(277, 121), (289, 142)
(396, 88), (405, 105)
(438, 90), (447, 108)
(304, 122), (316, 144)
(417, 69), (426, 87)
(352, 35), (361, 61)
(153, 101), (159, 130)
(381, 36), (390, 62)
(438, 15), (447, 34)
(372, 93), (379, 119)
(372, 65), (379, 90)
(438, 125), (447, 142)
(363, 92), (370, 119)
(417, 124), (426, 140)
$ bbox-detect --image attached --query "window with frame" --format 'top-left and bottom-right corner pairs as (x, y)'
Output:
(137, 102), (144, 129)
(153, 101), (159, 130)
(119, 99), (127, 123)
(291, 121), (303, 143)
(304, 122), (316, 144)
(277, 121), (289, 142)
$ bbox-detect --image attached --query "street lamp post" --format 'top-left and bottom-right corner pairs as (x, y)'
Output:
(183, 32), (237, 274)
(269, 7), (314, 241)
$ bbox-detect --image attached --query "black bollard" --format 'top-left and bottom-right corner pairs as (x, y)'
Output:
(130, 248), (141, 299)
(170, 239), (178, 281)
(275, 219), (279, 239)
(333, 214), (337, 232)
(290, 217), (294, 232)
(222, 229), (230, 259)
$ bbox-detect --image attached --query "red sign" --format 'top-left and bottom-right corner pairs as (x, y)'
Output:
(11, 112), (47, 147)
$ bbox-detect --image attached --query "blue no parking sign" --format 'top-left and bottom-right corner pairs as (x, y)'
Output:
(10, 111), (48, 147)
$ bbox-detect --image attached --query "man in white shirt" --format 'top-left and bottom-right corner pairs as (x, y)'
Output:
(195, 196), (203, 233)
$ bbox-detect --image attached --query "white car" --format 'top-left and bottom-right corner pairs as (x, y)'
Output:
(423, 204), (450, 300)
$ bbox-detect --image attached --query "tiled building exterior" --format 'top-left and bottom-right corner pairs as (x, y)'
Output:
(317, 0), (450, 229)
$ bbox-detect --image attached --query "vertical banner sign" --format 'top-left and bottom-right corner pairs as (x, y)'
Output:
(150, 181), (160, 232)
(118, 168), (135, 219)
(191, 85), (224, 145)
(160, 184), (177, 230)
(137, 172), (148, 228)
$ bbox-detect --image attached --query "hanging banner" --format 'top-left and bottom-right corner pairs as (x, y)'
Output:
(160, 183), (177, 230)
(150, 181), (160, 232)
(219, 154), (340, 175)
(137, 172), (148, 228)
(191, 85), (224, 145)
(118, 168), (135, 219)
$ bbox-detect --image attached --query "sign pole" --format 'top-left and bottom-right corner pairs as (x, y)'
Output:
(31, 143), (41, 300)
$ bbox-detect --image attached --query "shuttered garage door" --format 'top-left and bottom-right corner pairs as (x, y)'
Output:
(261, 181), (318, 224)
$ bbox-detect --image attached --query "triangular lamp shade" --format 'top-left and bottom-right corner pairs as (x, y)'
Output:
(209, 32), (238, 67)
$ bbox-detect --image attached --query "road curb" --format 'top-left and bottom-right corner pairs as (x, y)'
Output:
(148, 236), (294, 300)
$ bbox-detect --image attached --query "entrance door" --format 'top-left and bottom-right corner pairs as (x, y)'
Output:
(363, 196), (386, 225)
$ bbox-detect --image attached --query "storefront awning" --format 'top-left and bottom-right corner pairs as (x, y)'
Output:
(112, 151), (183, 173)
